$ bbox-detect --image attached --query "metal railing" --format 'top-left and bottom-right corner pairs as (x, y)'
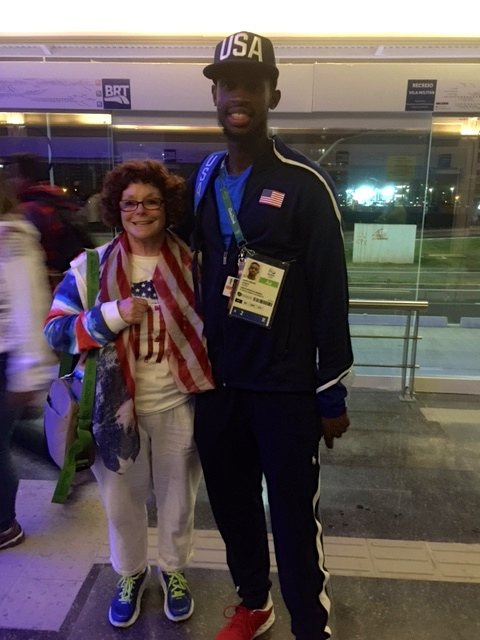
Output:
(349, 299), (429, 400)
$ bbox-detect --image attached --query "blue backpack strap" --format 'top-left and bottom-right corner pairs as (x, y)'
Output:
(194, 151), (226, 213)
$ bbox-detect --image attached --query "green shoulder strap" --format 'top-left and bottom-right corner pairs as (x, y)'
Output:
(52, 249), (99, 504)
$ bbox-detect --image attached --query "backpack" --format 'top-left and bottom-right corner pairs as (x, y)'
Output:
(44, 249), (99, 504)
(21, 192), (95, 273)
(55, 207), (95, 270)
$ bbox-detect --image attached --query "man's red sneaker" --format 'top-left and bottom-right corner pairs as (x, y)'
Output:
(215, 593), (275, 639)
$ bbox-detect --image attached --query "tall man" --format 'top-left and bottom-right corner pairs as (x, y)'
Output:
(188, 31), (354, 640)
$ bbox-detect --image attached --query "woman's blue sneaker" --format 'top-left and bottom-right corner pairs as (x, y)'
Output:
(109, 565), (151, 627)
(159, 570), (194, 621)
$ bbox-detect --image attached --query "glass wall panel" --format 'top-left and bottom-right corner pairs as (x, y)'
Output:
(109, 112), (480, 386)
(276, 116), (479, 385)
(2, 110), (478, 387)
(0, 112), (114, 244)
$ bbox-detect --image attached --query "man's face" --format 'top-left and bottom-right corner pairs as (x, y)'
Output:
(247, 262), (260, 279)
(212, 69), (280, 141)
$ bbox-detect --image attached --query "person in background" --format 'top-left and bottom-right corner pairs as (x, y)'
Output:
(0, 172), (57, 551)
(44, 160), (214, 628)
(187, 32), (354, 640)
(4, 153), (94, 280)
(78, 192), (103, 226)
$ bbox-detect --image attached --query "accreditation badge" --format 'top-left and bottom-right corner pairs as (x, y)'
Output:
(228, 253), (289, 328)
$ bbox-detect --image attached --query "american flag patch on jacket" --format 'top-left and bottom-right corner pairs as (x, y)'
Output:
(259, 189), (285, 208)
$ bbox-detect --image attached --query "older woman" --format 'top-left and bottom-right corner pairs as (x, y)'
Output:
(44, 160), (214, 628)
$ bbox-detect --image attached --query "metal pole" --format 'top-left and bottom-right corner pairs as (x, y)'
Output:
(400, 310), (412, 400)
(408, 311), (422, 400)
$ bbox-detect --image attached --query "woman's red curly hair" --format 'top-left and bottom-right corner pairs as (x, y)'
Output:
(101, 159), (186, 228)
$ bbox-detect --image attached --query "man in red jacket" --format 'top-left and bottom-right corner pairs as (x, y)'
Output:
(4, 153), (93, 275)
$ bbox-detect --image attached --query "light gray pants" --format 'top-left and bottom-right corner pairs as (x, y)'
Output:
(92, 398), (201, 576)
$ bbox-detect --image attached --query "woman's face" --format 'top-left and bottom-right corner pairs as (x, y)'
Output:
(120, 182), (166, 255)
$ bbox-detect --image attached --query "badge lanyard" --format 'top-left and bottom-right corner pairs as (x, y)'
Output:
(218, 159), (289, 329)
(218, 159), (251, 272)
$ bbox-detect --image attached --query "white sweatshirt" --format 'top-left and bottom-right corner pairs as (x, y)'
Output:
(0, 216), (57, 392)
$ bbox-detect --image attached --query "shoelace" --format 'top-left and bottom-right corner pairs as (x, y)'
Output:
(117, 571), (144, 603)
(165, 571), (188, 599)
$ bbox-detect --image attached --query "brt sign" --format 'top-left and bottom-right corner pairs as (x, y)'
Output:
(102, 79), (131, 109)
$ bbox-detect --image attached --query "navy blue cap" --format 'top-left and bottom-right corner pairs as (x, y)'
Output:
(203, 31), (279, 82)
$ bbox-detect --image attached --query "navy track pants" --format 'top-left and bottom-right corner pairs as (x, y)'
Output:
(194, 387), (332, 640)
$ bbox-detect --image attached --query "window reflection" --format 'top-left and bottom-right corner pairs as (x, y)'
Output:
(1, 111), (478, 383)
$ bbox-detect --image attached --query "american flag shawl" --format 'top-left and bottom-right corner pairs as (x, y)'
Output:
(45, 230), (214, 473)
(102, 231), (214, 396)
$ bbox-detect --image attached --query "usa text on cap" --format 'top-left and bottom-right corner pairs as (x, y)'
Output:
(203, 32), (279, 82)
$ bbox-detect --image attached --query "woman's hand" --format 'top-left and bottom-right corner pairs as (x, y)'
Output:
(118, 297), (150, 325)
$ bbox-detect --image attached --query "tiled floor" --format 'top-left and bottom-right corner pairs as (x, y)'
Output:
(1, 388), (479, 640)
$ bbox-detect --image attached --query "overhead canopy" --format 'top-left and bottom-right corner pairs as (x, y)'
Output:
(1, 1), (479, 38)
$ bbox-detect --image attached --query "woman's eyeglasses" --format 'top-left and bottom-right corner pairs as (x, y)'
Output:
(119, 197), (164, 212)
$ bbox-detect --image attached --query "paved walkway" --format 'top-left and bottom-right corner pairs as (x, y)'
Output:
(2, 388), (479, 639)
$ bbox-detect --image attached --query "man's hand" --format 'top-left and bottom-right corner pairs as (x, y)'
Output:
(320, 413), (350, 449)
